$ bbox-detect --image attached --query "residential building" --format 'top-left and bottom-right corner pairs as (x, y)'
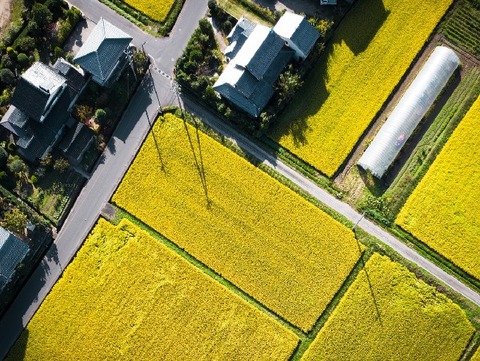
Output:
(0, 60), (93, 163)
(214, 12), (320, 118)
(74, 18), (133, 87)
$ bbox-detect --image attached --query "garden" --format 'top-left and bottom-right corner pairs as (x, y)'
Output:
(98, 0), (185, 36)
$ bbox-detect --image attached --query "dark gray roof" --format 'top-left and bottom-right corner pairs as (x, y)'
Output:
(11, 78), (51, 122)
(0, 106), (29, 136)
(74, 18), (132, 85)
(244, 29), (285, 80)
(0, 227), (29, 291)
(227, 17), (256, 43)
(273, 12), (320, 59)
(289, 19), (320, 57)
(59, 121), (95, 163)
(11, 62), (67, 122)
(53, 58), (87, 93)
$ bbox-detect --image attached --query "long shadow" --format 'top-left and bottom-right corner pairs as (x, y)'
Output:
(145, 110), (166, 172)
(269, 0), (389, 148)
(182, 118), (211, 209)
(355, 239), (383, 325)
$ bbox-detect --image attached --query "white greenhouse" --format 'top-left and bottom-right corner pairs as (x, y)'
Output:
(357, 46), (460, 178)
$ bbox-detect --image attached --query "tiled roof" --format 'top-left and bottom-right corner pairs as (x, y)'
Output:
(53, 58), (87, 93)
(11, 62), (66, 121)
(235, 26), (285, 80)
(0, 227), (29, 291)
(274, 12), (320, 58)
(59, 121), (95, 163)
(0, 106), (29, 135)
(74, 18), (132, 85)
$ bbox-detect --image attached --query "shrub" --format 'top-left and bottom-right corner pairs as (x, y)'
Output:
(53, 157), (70, 173)
(2, 207), (27, 234)
(8, 158), (27, 174)
(30, 174), (38, 184)
(0, 68), (16, 85)
(0, 147), (8, 168)
(16, 53), (30, 68)
(14, 36), (36, 53)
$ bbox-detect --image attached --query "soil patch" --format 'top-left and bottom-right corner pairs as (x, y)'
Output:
(0, 0), (13, 34)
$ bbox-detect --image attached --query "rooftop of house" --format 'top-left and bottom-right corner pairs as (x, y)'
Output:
(273, 12), (320, 58)
(53, 58), (87, 93)
(58, 120), (95, 163)
(0, 226), (29, 291)
(235, 25), (287, 80)
(11, 62), (67, 122)
(225, 17), (256, 59)
(74, 17), (132, 85)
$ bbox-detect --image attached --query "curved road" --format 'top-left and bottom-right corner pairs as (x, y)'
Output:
(0, 0), (479, 357)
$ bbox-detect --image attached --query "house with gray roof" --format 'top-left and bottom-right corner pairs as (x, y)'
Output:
(224, 16), (256, 60)
(214, 12), (319, 118)
(0, 59), (93, 163)
(0, 226), (29, 291)
(74, 18), (132, 87)
(273, 12), (320, 61)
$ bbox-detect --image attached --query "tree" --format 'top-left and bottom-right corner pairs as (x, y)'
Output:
(0, 68), (14, 85)
(31, 3), (53, 33)
(275, 65), (303, 106)
(16, 53), (30, 68)
(0, 147), (8, 168)
(53, 157), (69, 173)
(8, 158), (26, 175)
(95, 108), (107, 123)
(2, 207), (27, 235)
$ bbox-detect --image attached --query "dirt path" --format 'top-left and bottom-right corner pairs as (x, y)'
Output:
(0, 0), (13, 34)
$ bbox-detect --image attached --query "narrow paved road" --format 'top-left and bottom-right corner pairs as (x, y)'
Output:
(182, 97), (480, 306)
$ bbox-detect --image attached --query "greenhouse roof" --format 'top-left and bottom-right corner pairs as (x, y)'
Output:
(357, 46), (460, 178)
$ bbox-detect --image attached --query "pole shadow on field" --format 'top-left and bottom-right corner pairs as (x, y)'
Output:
(144, 110), (166, 172)
(355, 238), (383, 325)
(182, 118), (211, 209)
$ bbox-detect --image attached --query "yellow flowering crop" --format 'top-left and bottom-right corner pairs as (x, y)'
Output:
(8, 219), (299, 360)
(471, 348), (480, 361)
(268, 0), (452, 177)
(301, 253), (474, 361)
(396, 97), (480, 280)
(123, 0), (175, 22)
(113, 114), (361, 331)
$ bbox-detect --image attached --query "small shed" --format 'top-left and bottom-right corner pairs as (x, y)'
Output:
(357, 46), (460, 178)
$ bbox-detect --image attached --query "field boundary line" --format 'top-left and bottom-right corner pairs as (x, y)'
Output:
(110, 205), (308, 338)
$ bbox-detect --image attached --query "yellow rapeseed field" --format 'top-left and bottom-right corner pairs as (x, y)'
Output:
(396, 97), (480, 280)
(268, 0), (453, 177)
(471, 348), (480, 361)
(8, 219), (299, 360)
(301, 253), (474, 361)
(123, 0), (174, 22)
(113, 113), (361, 332)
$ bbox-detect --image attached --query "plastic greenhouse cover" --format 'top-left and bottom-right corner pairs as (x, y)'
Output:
(357, 46), (460, 178)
